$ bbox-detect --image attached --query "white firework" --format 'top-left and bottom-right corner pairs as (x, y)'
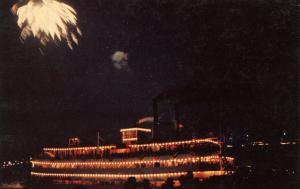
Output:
(14, 0), (82, 49)
(112, 51), (128, 62)
(112, 51), (130, 70)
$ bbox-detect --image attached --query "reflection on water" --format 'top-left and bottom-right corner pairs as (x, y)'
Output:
(0, 167), (299, 189)
(0, 182), (25, 189)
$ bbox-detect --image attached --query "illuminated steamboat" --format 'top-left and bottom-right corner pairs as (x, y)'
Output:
(31, 93), (234, 186)
(31, 127), (233, 186)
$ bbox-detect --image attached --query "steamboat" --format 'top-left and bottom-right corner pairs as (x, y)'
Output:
(31, 129), (234, 186)
(30, 94), (234, 186)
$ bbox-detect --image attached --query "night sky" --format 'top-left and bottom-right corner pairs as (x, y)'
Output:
(0, 0), (298, 157)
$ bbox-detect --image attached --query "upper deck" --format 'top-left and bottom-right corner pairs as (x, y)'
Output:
(41, 137), (221, 160)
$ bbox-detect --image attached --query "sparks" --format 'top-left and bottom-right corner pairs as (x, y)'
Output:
(13, 0), (82, 49)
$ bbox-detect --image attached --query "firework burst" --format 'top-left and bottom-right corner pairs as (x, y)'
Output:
(13, 0), (82, 49)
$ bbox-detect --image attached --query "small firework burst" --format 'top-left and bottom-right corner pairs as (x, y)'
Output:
(112, 51), (130, 70)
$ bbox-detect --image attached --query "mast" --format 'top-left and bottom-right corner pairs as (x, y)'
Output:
(97, 132), (100, 147)
(152, 100), (158, 140)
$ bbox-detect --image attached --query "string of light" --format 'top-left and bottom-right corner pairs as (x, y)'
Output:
(42, 138), (220, 152)
(120, 128), (152, 132)
(129, 138), (221, 148)
(43, 145), (116, 151)
(31, 170), (229, 179)
(32, 156), (231, 168)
